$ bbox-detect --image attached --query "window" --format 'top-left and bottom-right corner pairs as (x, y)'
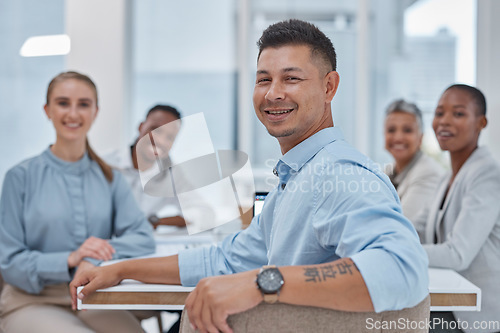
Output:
(130, 0), (236, 150)
(0, 0), (65, 187)
(401, 0), (476, 164)
(248, 0), (476, 174)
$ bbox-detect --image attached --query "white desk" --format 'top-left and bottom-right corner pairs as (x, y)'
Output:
(78, 227), (481, 311)
(78, 267), (481, 312)
(428, 268), (481, 312)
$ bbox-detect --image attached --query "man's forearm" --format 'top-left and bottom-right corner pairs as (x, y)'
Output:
(114, 254), (182, 285)
(278, 258), (374, 312)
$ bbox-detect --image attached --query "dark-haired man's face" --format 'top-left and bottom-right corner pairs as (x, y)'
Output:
(253, 44), (338, 153)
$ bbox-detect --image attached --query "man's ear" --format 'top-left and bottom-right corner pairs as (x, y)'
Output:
(325, 71), (340, 103)
(479, 115), (488, 130)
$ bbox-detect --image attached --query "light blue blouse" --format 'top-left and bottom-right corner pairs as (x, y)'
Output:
(179, 127), (429, 312)
(0, 147), (155, 294)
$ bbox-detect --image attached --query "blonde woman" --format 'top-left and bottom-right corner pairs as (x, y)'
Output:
(0, 71), (154, 332)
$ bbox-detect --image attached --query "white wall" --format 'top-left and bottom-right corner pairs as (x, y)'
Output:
(477, 0), (500, 162)
(65, 0), (130, 154)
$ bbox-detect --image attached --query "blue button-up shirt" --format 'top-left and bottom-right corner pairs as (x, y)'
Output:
(0, 148), (155, 294)
(179, 127), (428, 312)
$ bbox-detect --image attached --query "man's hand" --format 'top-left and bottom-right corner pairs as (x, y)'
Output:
(69, 263), (122, 310)
(184, 269), (262, 333)
(67, 236), (115, 268)
(74, 260), (95, 276)
(70, 256), (182, 311)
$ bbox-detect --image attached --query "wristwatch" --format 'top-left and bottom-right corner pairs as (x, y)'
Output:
(148, 214), (160, 226)
(256, 265), (284, 304)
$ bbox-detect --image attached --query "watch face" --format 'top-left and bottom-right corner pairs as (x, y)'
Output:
(257, 268), (284, 294)
(148, 214), (159, 224)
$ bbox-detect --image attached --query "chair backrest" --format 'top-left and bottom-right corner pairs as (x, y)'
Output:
(180, 295), (430, 333)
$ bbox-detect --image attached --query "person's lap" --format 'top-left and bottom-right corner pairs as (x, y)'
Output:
(1, 304), (143, 333)
(78, 307), (144, 332)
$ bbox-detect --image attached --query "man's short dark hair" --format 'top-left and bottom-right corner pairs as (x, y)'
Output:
(257, 19), (337, 72)
(445, 84), (487, 116)
(146, 104), (181, 119)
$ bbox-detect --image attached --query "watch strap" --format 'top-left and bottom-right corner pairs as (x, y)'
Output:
(263, 292), (279, 304)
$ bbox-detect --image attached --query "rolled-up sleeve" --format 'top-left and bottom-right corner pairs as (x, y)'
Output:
(313, 164), (429, 312)
(178, 215), (268, 286)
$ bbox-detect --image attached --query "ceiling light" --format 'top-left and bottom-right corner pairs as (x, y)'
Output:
(20, 34), (71, 57)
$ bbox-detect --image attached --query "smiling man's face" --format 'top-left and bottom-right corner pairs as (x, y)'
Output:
(253, 44), (337, 153)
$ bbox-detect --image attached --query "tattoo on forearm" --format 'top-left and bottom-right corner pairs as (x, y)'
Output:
(304, 261), (359, 283)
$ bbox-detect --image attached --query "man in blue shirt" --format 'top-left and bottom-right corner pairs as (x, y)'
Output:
(70, 19), (429, 333)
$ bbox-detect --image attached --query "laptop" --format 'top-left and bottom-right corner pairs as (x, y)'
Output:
(253, 192), (268, 217)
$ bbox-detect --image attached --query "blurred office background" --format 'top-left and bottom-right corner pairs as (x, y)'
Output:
(1, 0), (499, 191)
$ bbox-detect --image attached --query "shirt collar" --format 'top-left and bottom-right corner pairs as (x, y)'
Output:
(274, 127), (343, 180)
(43, 146), (91, 174)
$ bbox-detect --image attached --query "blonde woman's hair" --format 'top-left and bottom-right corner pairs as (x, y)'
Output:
(46, 71), (113, 182)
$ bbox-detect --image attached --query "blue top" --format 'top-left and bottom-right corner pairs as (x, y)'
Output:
(0, 147), (155, 294)
(179, 127), (429, 312)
